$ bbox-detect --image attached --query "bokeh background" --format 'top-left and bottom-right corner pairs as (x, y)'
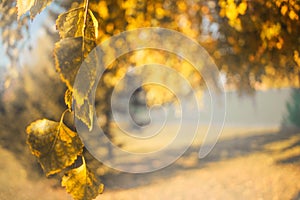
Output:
(1, 0), (300, 199)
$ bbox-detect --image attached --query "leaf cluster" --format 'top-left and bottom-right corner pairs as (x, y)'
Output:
(11, 0), (300, 199)
(19, 1), (103, 200)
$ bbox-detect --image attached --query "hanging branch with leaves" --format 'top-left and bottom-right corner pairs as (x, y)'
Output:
(18, 0), (103, 199)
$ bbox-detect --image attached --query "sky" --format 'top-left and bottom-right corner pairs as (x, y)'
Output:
(0, 3), (64, 70)
(0, 5), (56, 92)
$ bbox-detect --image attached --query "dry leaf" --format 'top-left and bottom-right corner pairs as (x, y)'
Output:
(54, 37), (96, 91)
(65, 89), (73, 111)
(56, 7), (98, 40)
(62, 157), (104, 200)
(17, 0), (53, 19)
(54, 37), (97, 130)
(26, 119), (84, 176)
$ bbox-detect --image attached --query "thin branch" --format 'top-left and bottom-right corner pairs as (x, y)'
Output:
(82, 0), (89, 51)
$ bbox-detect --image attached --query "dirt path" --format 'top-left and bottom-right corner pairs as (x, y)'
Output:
(100, 127), (300, 200)
(101, 153), (300, 200)
(0, 147), (71, 200)
(1, 128), (300, 200)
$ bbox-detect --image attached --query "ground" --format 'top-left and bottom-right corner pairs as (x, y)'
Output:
(1, 126), (300, 200)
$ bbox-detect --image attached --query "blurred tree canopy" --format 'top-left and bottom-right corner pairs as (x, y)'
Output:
(1, 0), (300, 92)
(216, 0), (300, 93)
(0, 0), (300, 199)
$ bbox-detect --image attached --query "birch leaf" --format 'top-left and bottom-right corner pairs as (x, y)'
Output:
(17, 0), (53, 19)
(17, 0), (34, 19)
(62, 157), (104, 200)
(30, 0), (53, 19)
(54, 37), (96, 91)
(26, 119), (84, 176)
(74, 97), (94, 131)
(54, 36), (98, 130)
(56, 7), (98, 40)
(65, 89), (73, 111)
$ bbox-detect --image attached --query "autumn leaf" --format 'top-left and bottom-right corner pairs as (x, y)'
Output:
(17, 0), (33, 19)
(54, 5), (98, 91)
(54, 4), (99, 130)
(289, 10), (299, 20)
(56, 7), (98, 40)
(62, 157), (104, 200)
(281, 5), (288, 16)
(54, 37), (97, 130)
(26, 119), (84, 176)
(65, 89), (73, 111)
(238, 2), (247, 15)
(29, 0), (53, 19)
(74, 97), (95, 131)
(17, 0), (53, 19)
(54, 37), (96, 91)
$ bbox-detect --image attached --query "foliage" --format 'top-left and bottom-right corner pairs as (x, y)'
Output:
(62, 156), (104, 200)
(0, 0), (299, 199)
(17, 0), (53, 19)
(19, 0), (104, 199)
(0, 0), (29, 71)
(286, 89), (300, 128)
(215, 0), (300, 92)
(0, 32), (66, 176)
(26, 118), (84, 176)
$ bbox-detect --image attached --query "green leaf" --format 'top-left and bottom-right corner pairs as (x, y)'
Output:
(62, 157), (104, 200)
(26, 119), (84, 176)
(56, 7), (98, 40)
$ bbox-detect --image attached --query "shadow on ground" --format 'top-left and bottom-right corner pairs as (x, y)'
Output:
(102, 128), (300, 191)
(293, 192), (300, 200)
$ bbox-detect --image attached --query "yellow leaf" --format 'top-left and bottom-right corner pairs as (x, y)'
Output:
(225, 3), (238, 20)
(265, 65), (276, 76)
(56, 7), (98, 40)
(17, 0), (34, 19)
(29, 0), (53, 19)
(88, 9), (99, 39)
(62, 157), (104, 200)
(55, 6), (99, 130)
(54, 37), (97, 130)
(26, 119), (84, 176)
(238, 2), (247, 15)
(54, 37), (96, 91)
(17, 0), (53, 19)
(65, 89), (73, 111)
(94, 1), (109, 20)
(281, 5), (288, 16)
(294, 51), (300, 66)
(289, 10), (299, 20)
(74, 97), (94, 131)
(219, 8), (226, 17)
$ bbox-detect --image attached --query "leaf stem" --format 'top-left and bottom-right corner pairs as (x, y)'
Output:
(82, 0), (90, 51)
(46, 109), (71, 161)
(59, 108), (70, 125)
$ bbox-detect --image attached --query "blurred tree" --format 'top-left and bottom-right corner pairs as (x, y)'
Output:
(1, 0), (300, 199)
(2, 0), (299, 94)
(214, 0), (300, 93)
(286, 88), (300, 128)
